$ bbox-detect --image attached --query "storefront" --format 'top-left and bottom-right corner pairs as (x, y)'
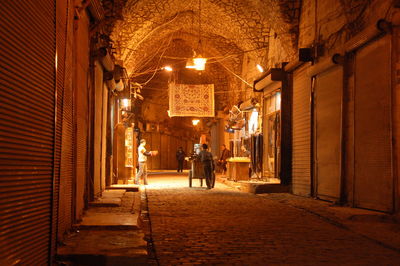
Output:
(253, 68), (290, 185)
(263, 91), (281, 181)
(112, 97), (138, 184)
(225, 100), (261, 181)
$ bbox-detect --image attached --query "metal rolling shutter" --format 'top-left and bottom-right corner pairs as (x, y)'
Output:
(292, 65), (312, 196)
(74, 12), (90, 220)
(161, 134), (169, 169)
(0, 1), (55, 264)
(93, 60), (103, 196)
(169, 136), (178, 170)
(152, 132), (161, 170)
(314, 66), (343, 201)
(57, 0), (75, 240)
(354, 35), (393, 212)
(101, 85), (108, 190)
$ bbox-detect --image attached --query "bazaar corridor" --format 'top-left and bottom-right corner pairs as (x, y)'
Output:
(2, 0), (400, 264)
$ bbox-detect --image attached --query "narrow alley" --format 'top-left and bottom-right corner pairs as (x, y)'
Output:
(2, 1), (400, 265)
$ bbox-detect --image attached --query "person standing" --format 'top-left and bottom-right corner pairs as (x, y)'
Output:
(136, 139), (151, 185)
(176, 146), (186, 172)
(199, 144), (215, 189)
(218, 144), (231, 174)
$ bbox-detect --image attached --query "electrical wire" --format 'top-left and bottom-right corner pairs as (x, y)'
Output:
(218, 61), (253, 88)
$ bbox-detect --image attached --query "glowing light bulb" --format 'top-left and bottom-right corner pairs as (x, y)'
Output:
(163, 66), (173, 72)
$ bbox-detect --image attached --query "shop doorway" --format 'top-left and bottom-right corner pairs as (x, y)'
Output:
(263, 91), (281, 180)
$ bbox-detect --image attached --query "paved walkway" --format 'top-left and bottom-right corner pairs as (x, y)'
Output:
(144, 173), (400, 265)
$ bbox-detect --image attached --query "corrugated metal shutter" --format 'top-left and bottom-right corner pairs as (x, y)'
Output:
(292, 64), (312, 196)
(161, 134), (169, 169)
(101, 84), (108, 190)
(93, 60), (103, 196)
(0, 0), (55, 264)
(57, 0), (75, 240)
(152, 132), (161, 170)
(74, 12), (90, 219)
(169, 136), (177, 170)
(354, 35), (393, 212)
(314, 66), (343, 201)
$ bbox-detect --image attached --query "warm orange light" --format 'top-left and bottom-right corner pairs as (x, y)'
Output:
(193, 57), (207, 70)
(192, 119), (200, 126)
(163, 66), (173, 72)
(186, 56), (207, 71)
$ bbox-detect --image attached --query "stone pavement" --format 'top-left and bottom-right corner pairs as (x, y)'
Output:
(144, 173), (400, 265)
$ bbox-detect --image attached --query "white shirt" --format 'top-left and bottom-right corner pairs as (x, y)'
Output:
(138, 144), (147, 162)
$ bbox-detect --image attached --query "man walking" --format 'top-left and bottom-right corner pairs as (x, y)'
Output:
(218, 144), (231, 174)
(136, 139), (151, 185)
(176, 146), (186, 172)
(199, 144), (215, 189)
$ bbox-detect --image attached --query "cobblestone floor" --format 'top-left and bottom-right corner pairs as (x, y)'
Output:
(145, 174), (400, 265)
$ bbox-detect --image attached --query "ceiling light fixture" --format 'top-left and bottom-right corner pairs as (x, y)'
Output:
(163, 66), (173, 71)
(186, 0), (207, 71)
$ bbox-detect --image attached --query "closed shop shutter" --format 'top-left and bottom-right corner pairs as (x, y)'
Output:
(57, 0), (75, 240)
(292, 64), (312, 196)
(101, 84), (108, 190)
(354, 35), (393, 212)
(314, 66), (343, 201)
(161, 134), (169, 169)
(93, 60), (103, 196)
(152, 132), (161, 170)
(169, 136), (177, 170)
(0, 0), (55, 264)
(74, 12), (90, 219)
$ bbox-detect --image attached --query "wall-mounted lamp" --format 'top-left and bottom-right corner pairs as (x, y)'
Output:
(192, 119), (200, 126)
(256, 64), (264, 73)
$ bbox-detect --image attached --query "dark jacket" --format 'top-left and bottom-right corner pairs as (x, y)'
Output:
(176, 150), (186, 161)
(219, 148), (231, 162)
(199, 150), (214, 169)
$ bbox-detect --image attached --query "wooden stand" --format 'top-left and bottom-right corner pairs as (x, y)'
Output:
(227, 159), (251, 182)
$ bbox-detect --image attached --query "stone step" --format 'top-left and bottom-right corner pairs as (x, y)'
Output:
(89, 198), (122, 207)
(107, 184), (139, 192)
(57, 230), (148, 265)
(78, 212), (139, 230)
(217, 176), (289, 194)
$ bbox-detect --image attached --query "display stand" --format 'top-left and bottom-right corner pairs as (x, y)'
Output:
(227, 158), (251, 182)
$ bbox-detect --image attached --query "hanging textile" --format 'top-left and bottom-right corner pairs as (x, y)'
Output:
(169, 83), (215, 117)
(250, 134), (263, 174)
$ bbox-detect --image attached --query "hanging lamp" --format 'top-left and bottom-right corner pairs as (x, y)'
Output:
(186, 0), (207, 71)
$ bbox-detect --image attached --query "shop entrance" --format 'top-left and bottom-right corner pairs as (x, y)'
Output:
(263, 91), (281, 180)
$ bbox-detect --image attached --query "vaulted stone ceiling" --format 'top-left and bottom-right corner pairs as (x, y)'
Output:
(110, 0), (299, 72)
(106, 0), (300, 117)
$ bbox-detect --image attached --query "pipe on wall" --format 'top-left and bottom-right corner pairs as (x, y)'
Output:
(307, 54), (343, 77)
(344, 19), (391, 53)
